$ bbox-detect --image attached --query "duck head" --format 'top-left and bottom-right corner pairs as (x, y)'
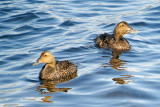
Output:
(114, 21), (137, 41)
(33, 51), (56, 67)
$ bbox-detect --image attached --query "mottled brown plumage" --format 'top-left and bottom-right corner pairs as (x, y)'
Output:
(95, 21), (137, 50)
(33, 51), (77, 80)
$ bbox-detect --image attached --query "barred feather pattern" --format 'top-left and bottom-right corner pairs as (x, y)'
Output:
(39, 60), (77, 80)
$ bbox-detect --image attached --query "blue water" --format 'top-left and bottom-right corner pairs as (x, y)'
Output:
(0, 0), (160, 106)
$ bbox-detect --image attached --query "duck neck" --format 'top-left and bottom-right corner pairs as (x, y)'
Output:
(114, 32), (124, 42)
(114, 27), (125, 42)
(46, 58), (56, 68)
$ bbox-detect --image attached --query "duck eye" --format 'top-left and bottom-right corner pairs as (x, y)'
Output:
(44, 54), (47, 56)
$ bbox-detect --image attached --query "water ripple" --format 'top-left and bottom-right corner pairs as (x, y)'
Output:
(0, 0), (160, 106)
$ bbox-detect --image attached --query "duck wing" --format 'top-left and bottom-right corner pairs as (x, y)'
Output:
(56, 60), (77, 77)
(95, 33), (115, 48)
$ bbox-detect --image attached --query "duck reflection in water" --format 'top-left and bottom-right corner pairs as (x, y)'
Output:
(37, 71), (77, 94)
(37, 72), (77, 103)
(109, 50), (127, 71)
(112, 75), (133, 84)
(102, 50), (127, 71)
(102, 51), (134, 84)
(40, 96), (53, 103)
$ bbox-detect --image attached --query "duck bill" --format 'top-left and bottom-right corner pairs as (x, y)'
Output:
(33, 61), (39, 66)
(33, 58), (41, 66)
(128, 27), (138, 34)
(130, 28), (138, 34)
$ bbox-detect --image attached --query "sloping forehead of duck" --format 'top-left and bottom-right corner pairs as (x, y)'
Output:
(41, 51), (50, 56)
(118, 22), (129, 26)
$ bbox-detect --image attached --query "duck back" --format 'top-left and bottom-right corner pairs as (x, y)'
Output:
(95, 33), (115, 48)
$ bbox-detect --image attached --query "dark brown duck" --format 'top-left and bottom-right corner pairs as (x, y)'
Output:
(95, 21), (137, 50)
(33, 51), (77, 80)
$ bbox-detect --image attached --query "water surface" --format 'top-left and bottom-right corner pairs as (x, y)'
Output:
(0, 0), (160, 106)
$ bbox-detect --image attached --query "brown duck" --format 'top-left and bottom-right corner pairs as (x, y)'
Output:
(95, 21), (137, 50)
(33, 51), (77, 80)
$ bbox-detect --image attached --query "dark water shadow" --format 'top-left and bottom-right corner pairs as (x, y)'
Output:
(36, 72), (77, 103)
